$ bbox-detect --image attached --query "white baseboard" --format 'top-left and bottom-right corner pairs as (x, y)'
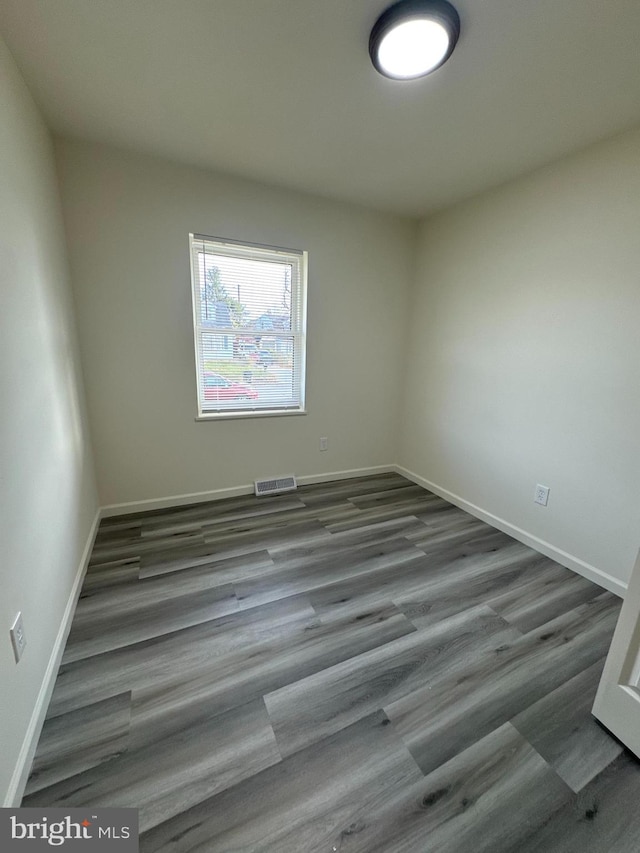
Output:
(100, 466), (397, 517)
(395, 465), (627, 598)
(296, 465), (395, 486)
(3, 508), (102, 808)
(101, 484), (255, 517)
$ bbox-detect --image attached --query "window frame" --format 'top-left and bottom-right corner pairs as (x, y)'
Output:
(189, 233), (308, 420)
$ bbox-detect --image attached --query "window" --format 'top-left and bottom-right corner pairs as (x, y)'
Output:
(189, 234), (307, 418)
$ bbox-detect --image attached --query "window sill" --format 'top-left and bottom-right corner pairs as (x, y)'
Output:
(195, 409), (307, 422)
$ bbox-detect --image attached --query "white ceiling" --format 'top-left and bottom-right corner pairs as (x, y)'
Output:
(1, 0), (640, 217)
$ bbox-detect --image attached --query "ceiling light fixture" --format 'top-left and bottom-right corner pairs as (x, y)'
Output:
(369, 0), (460, 80)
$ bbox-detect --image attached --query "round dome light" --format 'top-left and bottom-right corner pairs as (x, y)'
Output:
(369, 0), (461, 80)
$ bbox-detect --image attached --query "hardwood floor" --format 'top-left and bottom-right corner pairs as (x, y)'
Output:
(22, 473), (640, 851)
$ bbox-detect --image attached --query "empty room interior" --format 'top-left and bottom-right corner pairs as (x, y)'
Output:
(2, 0), (640, 850)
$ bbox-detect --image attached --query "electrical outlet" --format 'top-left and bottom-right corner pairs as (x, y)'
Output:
(10, 611), (26, 663)
(534, 484), (550, 506)
(319, 437), (329, 452)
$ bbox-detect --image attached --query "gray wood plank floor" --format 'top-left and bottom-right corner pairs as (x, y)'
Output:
(23, 473), (639, 851)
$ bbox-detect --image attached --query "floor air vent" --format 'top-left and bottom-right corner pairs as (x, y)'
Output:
(254, 475), (297, 497)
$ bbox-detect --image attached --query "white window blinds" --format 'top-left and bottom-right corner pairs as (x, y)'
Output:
(189, 234), (307, 417)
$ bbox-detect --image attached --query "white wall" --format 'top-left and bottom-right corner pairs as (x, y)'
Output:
(400, 127), (640, 590)
(55, 139), (415, 508)
(0, 38), (99, 803)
